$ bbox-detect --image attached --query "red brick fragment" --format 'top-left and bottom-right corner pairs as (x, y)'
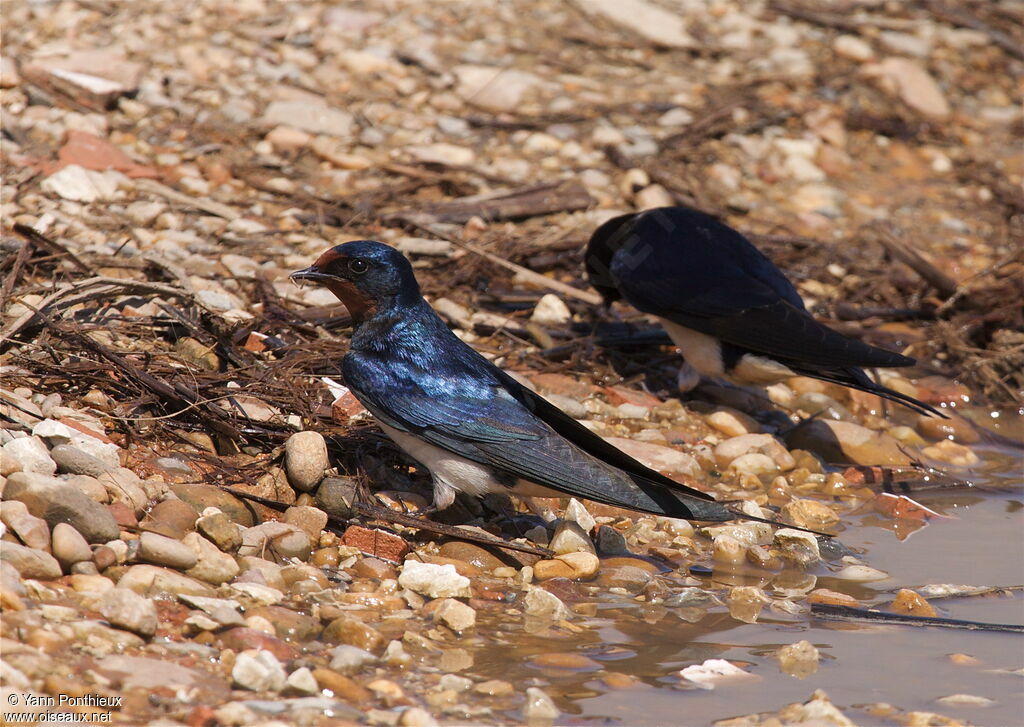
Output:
(58, 416), (115, 444)
(54, 130), (157, 178)
(602, 385), (662, 408)
(341, 525), (410, 563)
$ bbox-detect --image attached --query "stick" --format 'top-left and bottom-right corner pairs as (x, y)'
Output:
(811, 603), (1024, 633)
(221, 486), (553, 557)
(402, 219), (604, 306)
(387, 180), (593, 225)
(133, 178), (240, 220)
(869, 225), (959, 299)
(12, 223), (92, 274)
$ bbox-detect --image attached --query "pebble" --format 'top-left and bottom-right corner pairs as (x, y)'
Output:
(322, 616), (384, 652)
(51, 523), (92, 569)
(0, 542), (62, 580)
(50, 444), (113, 477)
(715, 434), (795, 471)
(398, 561), (472, 598)
(116, 565), (216, 597)
(170, 483), (254, 526)
(890, 588), (938, 617)
(727, 586), (770, 623)
(262, 99), (353, 137)
(99, 587), (158, 636)
(315, 476), (359, 519)
(712, 534), (746, 565)
(786, 420), (911, 466)
(523, 686), (560, 725)
(706, 410), (761, 437)
(195, 511), (242, 552)
(773, 529), (821, 567)
(916, 415), (979, 444)
(285, 666), (319, 694)
(523, 587), (569, 620)
(312, 668), (372, 703)
(781, 499), (841, 530)
(183, 532), (239, 584)
(140, 498), (198, 539)
(2, 437), (56, 475)
(1, 501), (51, 551)
(777, 640), (820, 678)
(936, 694), (996, 707)
(867, 57), (950, 118)
(452, 65), (542, 112)
(602, 437), (701, 478)
(921, 439), (979, 467)
(833, 35), (875, 62)
(564, 499), (596, 533)
(283, 505), (329, 541)
(549, 520), (595, 555)
(433, 598), (477, 631)
(554, 552), (599, 579)
(233, 649), (287, 692)
(437, 542), (504, 572)
(4, 472), (119, 543)
(530, 294), (572, 326)
(596, 564), (651, 592)
(329, 644), (377, 674)
(285, 431), (330, 491)
(834, 563), (889, 582)
(576, 0), (695, 49)
(138, 531), (198, 570)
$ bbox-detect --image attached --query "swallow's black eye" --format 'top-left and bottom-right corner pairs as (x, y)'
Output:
(348, 258), (369, 275)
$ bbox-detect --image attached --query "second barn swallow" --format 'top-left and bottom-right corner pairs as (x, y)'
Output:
(291, 240), (819, 530)
(585, 206), (944, 418)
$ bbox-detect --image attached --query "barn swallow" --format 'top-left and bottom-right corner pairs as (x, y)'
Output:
(585, 206), (944, 418)
(291, 240), (823, 530)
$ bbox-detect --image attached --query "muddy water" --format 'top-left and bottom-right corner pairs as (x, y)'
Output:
(477, 409), (1024, 726)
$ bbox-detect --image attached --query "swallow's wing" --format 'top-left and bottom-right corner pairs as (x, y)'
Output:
(344, 354), (733, 521)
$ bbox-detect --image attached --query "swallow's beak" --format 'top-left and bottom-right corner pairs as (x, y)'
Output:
(290, 266), (332, 283)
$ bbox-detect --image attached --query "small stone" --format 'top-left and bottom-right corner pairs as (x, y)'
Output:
(233, 649), (286, 692)
(936, 694), (996, 707)
(778, 640), (820, 678)
(602, 437), (701, 478)
(0, 542), (61, 580)
(3, 437), (56, 475)
(285, 666), (319, 694)
(773, 529), (821, 567)
(834, 563), (890, 582)
(183, 532), (239, 584)
(476, 679), (515, 696)
(555, 552), (599, 579)
(530, 294), (572, 326)
(727, 586), (770, 623)
(138, 531), (198, 570)
(117, 564), (215, 597)
(807, 588), (859, 607)
(284, 431), (330, 491)
(433, 598), (477, 632)
(833, 35), (875, 62)
(549, 520), (595, 555)
(523, 587), (569, 620)
(867, 57), (950, 118)
(786, 420), (911, 466)
(407, 142), (475, 166)
(330, 644), (378, 674)
(575, 0), (696, 49)
(921, 439), (979, 467)
(712, 534), (746, 565)
(50, 444), (114, 477)
(3, 472), (119, 543)
(634, 184), (675, 210)
(437, 542), (504, 571)
(51, 523), (92, 569)
(679, 659), (760, 690)
(139, 498), (198, 539)
(524, 686), (560, 725)
(399, 560), (471, 598)
(283, 505), (329, 541)
(564, 499), (596, 533)
(729, 452), (779, 476)
(99, 588), (158, 637)
(452, 65), (542, 112)
(890, 588), (938, 617)
(1, 501), (51, 551)
(400, 707), (439, 727)
(312, 668), (372, 703)
(706, 410), (760, 437)
(262, 99), (353, 137)
(170, 484), (254, 526)
(781, 499), (841, 530)
(532, 559), (574, 580)
(40, 165), (124, 202)
(316, 477), (361, 519)
(322, 616), (384, 652)
(195, 511), (242, 552)
(596, 564), (651, 592)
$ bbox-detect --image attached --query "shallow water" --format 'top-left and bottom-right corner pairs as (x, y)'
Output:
(473, 408), (1024, 726)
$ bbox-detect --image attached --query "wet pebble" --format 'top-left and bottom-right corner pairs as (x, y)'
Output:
(780, 499), (841, 530)
(398, 560), (472, 598)
(139, 498), (198, 539)
(433, 598), (477, 631)
(523, 687), (559, 725)
(233, 649), (286, 692)
(727, 586), (770, 623)
(183, 532), (239, 584)
(195, 510), (242, 552)
(523, 587), (569, 620)
(777, 640), (819, 678)
(773, 529), (821, 567)
(117, 565), (215, 597)
(322, 616), (384, 652)
(549, 520), (595, 555)
(889, 588), (938, 617)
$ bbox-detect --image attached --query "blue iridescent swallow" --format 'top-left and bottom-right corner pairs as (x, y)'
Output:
(585, 206), (944, 418)
(291, 240), (799, 527)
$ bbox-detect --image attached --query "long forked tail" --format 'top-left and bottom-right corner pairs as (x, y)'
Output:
(800, 366), (948, 419)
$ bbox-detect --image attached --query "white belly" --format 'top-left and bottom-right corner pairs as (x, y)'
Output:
(377, 423), (561, 509)
(661, 319), (794, 385)
(662, 320), (725, 377)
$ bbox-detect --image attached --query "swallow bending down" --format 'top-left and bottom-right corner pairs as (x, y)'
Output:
(584, 206), (944, 418)
(292, 240), (821, 530)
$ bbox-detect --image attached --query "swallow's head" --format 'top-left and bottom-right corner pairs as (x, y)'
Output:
(584, 212), (637, 306)
(290, 240), (420, 322)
